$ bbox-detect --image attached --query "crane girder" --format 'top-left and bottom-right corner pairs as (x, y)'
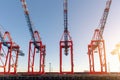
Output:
(21, 0), (41, 50)
(98, 0), (112, 40)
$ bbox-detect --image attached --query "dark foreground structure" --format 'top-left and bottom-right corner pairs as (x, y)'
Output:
(0, 72), (120, 80)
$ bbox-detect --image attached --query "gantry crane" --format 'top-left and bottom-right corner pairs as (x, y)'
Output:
(60, 0), (73, 74)
(20, 0), (46, 74)
(0, 25), (24, 74)
(88, 0), (112, 73)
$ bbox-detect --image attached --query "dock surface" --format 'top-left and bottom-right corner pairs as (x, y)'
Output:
(0, 72), (120, 80)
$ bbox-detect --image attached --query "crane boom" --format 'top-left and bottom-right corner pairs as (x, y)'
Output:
(21, 0), (40, 49)
(64, 0), (69, 55)
(0, 25), (24, 56)
(98, 0), (112, 39)
(64, 0), (68, 31)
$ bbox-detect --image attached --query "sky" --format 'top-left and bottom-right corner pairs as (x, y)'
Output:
(0, 0), (120, 72)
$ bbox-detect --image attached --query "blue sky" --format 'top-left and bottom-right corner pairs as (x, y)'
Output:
(0, 0), (120, 72)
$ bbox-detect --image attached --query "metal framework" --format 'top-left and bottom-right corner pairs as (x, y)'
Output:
(60, 33), (73, 74)
(88, 0), (112, 73)
(60, 0), (73, 74)
(0, 31), (19, 74)
(28, 31), (46, 73)
(88, 29), (107, 73)
(20, 0), (46, 74)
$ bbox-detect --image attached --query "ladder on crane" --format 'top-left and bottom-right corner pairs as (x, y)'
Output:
(88, 0), (112, 73)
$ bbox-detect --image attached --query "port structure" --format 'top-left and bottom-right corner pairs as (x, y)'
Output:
(0, 25), (24, 74)
(20, 0), (46, 74)
(60, 0), (73, 74)
(88, 0), (112, 73)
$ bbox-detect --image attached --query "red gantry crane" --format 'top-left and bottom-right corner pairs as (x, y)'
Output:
(60, 0), (73, 74)
(20, 0), (46, 74)
(0, 25), (24, 74)
(88, 0), (112, 73)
